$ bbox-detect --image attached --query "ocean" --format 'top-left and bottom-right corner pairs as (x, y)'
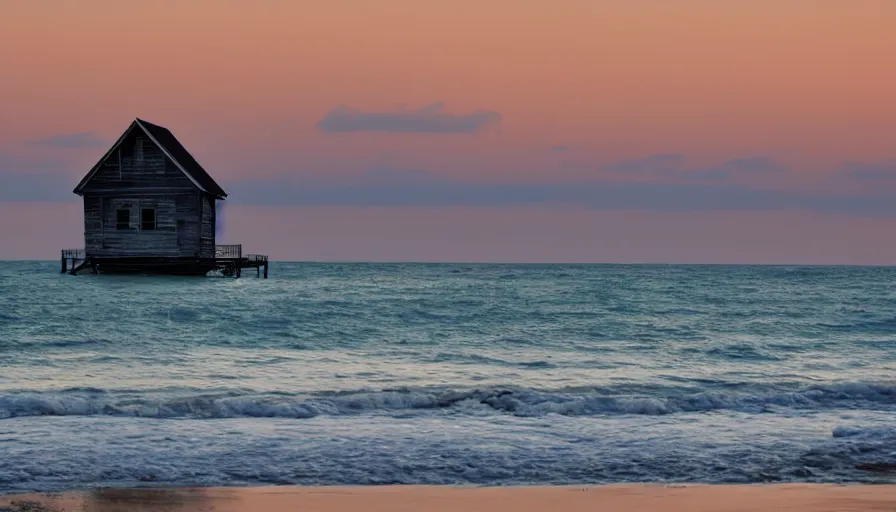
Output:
(1, 262), (895, 492)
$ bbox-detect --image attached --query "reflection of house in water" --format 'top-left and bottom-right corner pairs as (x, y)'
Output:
(61, 118), (268, 278)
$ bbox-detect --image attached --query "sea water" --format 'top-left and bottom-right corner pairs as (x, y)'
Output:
(1, 262), (895, 492)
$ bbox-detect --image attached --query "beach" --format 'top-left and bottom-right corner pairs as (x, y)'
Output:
(3, 484), (896, 512)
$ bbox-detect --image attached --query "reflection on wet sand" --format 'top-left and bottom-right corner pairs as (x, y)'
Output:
(84, 488), (220, 512)
(2, 484), (896, 512)
(0, 488), (222, 512)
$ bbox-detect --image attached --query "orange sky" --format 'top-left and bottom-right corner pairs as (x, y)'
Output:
(2, 1), (896, 261)
(3, 1), (895, 168)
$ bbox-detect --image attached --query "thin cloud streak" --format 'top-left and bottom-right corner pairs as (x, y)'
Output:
(3, 154), (893, 218)
(604, 154), (788, 181)
(223, 176), (896, 217)
(26, 132), (108, 149)
(606, 154), (687, 173)
(839, 161), (896, 181)
(0, 172), (80, 202)
(316, 103), (502, 134)
(722, 156), (782, 173)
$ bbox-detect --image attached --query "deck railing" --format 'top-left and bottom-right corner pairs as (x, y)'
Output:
(61, 249), (85, 260)
(58, 246), (267, 277)
(61, 246), (262, 262)
(215, 244), (242, 259)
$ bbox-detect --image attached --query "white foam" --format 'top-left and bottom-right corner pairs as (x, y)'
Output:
(1, 381), (895, 420)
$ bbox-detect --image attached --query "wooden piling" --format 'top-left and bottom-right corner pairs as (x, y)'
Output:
(60, 251), (67, 274)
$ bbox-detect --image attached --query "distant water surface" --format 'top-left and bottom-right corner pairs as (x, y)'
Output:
(1, 262), (895, 492)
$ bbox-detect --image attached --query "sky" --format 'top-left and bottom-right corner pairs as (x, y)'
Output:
(2, 1), (896, 263)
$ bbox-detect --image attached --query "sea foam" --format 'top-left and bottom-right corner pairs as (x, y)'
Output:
(2, 381), (895, 419)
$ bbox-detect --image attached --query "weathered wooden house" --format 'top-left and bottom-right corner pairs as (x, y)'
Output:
(61, 118), (267, 277)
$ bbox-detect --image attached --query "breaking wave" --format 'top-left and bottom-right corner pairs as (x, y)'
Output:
(2, 381), (895, 420)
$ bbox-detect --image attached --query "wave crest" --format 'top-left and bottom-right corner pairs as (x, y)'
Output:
(1, 381), (895, 420)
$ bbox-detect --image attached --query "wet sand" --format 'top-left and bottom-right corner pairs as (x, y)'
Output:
(2, 484), (896, 512)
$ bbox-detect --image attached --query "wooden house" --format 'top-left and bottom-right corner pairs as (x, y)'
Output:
(61, 118), (267, 277)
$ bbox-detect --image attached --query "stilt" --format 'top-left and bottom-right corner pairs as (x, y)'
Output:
(257, 266), (260, 278)
(263, 261), (268, 279)
(61, 252), (67, 274)
(235, 266), (241, 278)
(70, 258), (91, 276)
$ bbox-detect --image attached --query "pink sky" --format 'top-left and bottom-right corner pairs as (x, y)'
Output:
(2, 1), (896, 262)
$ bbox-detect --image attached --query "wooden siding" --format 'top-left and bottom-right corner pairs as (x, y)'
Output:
(200, 194), (215, 258)
(176, 195), (201, 257)
(83, 196), (103, 252)
(79, 129), (195, 192)
(84, 193), (204, 258)
(78, 127), (216, 259)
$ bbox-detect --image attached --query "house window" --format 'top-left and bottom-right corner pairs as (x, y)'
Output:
(134, 138), (144, 162)
(116, 209), (130, 230)
(141, 208), (156, 231)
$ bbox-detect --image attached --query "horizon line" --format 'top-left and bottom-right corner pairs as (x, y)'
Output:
(4, 260), (896, 268)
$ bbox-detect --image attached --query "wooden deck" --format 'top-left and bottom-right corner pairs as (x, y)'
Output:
(214, 244), (269, 278)
(60, 245), (268, 278)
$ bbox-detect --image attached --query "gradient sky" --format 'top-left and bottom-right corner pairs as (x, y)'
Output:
(2, 1), (896, 263)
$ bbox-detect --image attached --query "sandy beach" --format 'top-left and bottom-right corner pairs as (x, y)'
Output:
(2, 484), (896, 512)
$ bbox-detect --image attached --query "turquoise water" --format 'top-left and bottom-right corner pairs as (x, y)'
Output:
(1, 262), (896, 491)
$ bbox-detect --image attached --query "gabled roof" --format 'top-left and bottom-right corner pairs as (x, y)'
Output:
(73, 118), (227, 199)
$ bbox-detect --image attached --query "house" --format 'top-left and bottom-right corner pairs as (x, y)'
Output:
(61, 118), (267, 277)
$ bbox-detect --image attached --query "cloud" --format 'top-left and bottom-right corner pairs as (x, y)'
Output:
(27, 131), (108, 149)
(550, 145), (570, 153)
(0, 153), (85, 202)
(606, 154), (687, 173)
(315, 103), (502, 134)
(721, 156), (781, 173)
(220, 170), (896, 218)
(605, 154), (786, 181)
(7, 161), (895, 218)
(839, 161), (896, 181)
(0, 152), (68, 173)
(0, 171), (79, 202)
(4, 148), (894, 219)
(363, 167), (431, 183)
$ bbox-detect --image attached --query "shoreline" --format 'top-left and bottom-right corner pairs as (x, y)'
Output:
(3, 484), (896, 512)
